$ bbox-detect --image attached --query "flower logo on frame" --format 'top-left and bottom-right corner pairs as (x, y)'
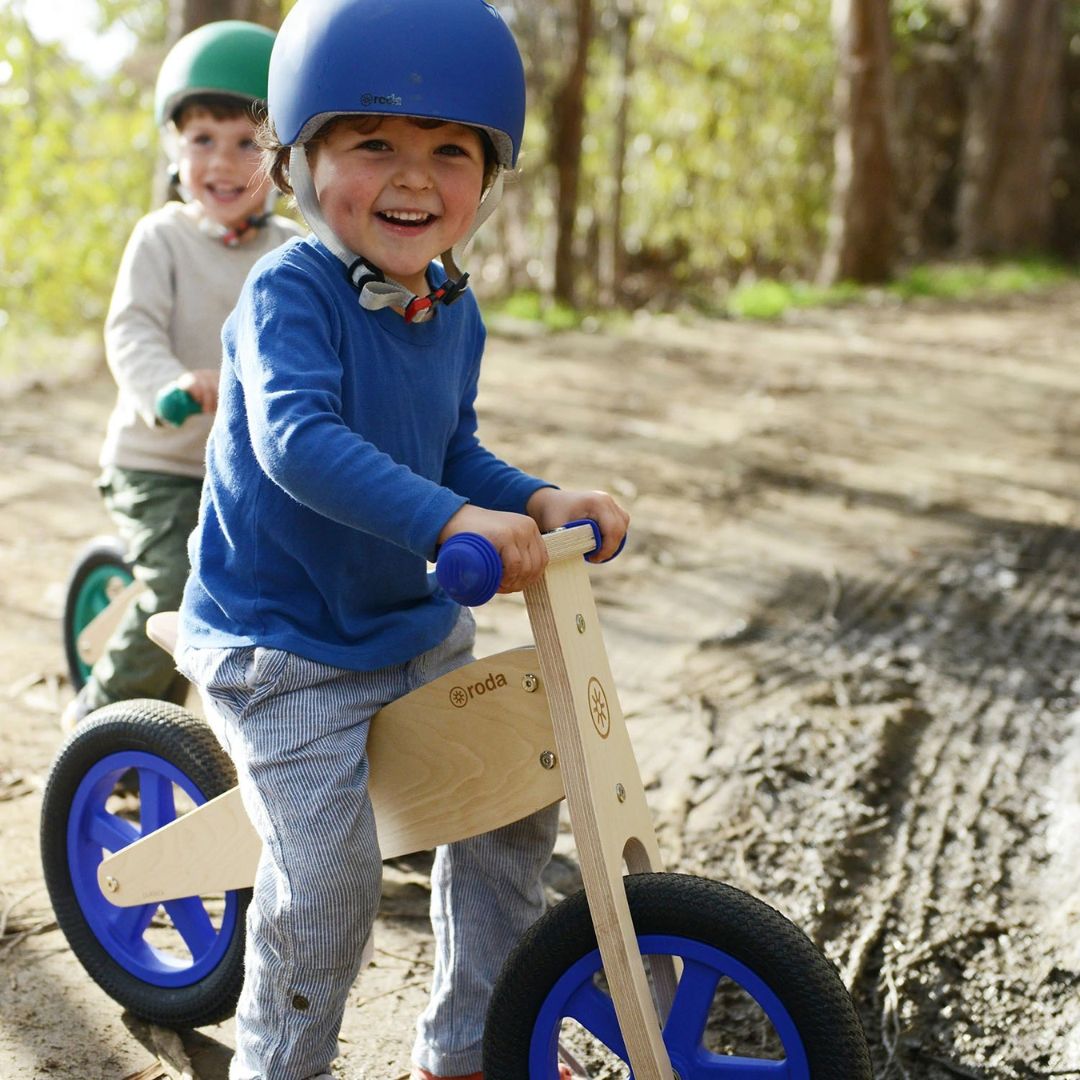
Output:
(587, 676), (610, 738)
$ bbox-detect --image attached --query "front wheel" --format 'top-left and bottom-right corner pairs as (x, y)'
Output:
(40, 700), (249, 1028)
(484, 873), (871, 1079)
(62, 536), (133, 691)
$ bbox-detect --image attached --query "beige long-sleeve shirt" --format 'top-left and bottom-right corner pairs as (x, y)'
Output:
(100, 201), (304, 477)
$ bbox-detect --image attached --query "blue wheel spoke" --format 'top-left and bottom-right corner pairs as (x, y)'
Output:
(529, 930), (813, 1080)
(87, 809), (140, 852)
(163, 895), (216, 958)
(565, 981), (629, 1062)
(68, 748), (239, 991)
(138, 770), (177, 832)
(112, 902), (157, 942)
(663, 958), (723, 1059)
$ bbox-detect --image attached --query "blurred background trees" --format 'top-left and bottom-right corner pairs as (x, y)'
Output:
(1, 0), (1078, 359)
(819, 0), (895, 285)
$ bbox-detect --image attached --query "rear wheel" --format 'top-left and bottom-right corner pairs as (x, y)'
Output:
(40, 700), (249, 1027)
(62, 536), (132, 690)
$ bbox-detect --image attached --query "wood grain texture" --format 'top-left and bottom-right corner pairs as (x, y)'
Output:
(525, 554), (674, 1079)
(98, 648), (562, 906)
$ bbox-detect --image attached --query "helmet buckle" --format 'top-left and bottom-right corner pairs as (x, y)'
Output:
(404, 295), (435, 323)
(434, 273), (470, 306)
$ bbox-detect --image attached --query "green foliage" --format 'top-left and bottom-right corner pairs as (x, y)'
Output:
(96, 0), (167, 43)
(0, 7), (156, 369)
(891, 0), (963, 44)
(889, 260), (1075, 300)
(727, 278), (860, 319)
(582, 0), (836, 289)
(3, 0), (1076, 365)
(724, 259), (1077, 320)
(490, 290), (583, 331)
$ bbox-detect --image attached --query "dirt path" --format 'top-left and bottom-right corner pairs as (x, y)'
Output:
(2, 289), (1079, 1078)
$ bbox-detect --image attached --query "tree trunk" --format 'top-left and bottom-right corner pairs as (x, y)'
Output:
(167, 0), (280, 44)
(550, 0), (593, 306)
(819, 0), (896, 285)
(600, 3), (636, 305)
(956, 0), (1063, 256)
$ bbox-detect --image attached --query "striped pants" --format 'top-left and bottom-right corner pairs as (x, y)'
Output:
(178, 609), (559, 1079)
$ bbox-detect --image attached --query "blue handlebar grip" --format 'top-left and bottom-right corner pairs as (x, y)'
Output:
(564, 518), (627, 563)
(155, 384), (203, 427)
(435, 533), (503, 606)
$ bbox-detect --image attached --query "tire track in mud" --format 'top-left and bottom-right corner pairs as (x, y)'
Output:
(679, 524), (1080, 1078)
(844, 534), (1060, 1079)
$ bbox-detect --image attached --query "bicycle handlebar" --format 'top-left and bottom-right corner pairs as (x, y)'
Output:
(155, 383), (203, 427)
(435, 518), (624, 606)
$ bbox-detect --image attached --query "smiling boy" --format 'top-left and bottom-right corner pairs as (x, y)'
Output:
(62, 22), (303, 732)
(173, 2), (627, 1077)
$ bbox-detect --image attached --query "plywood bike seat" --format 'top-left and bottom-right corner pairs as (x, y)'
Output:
(97, 638), (563, 906)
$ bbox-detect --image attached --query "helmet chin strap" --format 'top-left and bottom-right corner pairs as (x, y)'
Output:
(288, 145), (503, 324)
(171, 165), (278, 247)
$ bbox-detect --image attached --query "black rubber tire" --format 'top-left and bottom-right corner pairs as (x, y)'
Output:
(62, 536), (131, 691)
(483, 873), (871, 1080)
(40, 699), (250, 1028)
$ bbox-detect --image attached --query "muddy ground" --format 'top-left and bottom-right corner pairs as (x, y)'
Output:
(2, 287), (1080, 1079)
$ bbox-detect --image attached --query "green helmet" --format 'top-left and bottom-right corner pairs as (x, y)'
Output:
(154, 20), (276, 127)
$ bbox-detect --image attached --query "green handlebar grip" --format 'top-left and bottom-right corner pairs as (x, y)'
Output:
(155, 384), (203, 427)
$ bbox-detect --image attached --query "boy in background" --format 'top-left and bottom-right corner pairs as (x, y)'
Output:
(63, 21), (303, 731)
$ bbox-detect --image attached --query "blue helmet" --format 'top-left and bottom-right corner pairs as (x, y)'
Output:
(268, 0), (526, 168)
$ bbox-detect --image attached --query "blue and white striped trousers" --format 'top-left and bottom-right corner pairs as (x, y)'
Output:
(179, 609), (559, 1079)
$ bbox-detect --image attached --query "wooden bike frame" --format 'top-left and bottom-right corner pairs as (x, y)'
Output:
(96, 523), (675, 1078)
(76, 579), (147, 668)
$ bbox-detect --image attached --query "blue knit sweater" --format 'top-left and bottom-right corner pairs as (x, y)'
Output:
(177, 235), (548, 670)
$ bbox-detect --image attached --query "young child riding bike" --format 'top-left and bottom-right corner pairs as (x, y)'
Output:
(62, 20), (303, 733)
(173, 0), (628, 1076)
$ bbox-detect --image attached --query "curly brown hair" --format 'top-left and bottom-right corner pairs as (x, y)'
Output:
(257, 114), (498, 197)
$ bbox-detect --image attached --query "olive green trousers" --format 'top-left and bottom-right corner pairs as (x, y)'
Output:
(81, 466), (202, 710)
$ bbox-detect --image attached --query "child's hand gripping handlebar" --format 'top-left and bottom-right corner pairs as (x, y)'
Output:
(155, 381), (203, 427)
(435, 518), (626, 606)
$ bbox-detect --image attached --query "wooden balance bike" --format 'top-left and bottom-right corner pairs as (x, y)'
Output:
(41, 521), (871, 1078)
